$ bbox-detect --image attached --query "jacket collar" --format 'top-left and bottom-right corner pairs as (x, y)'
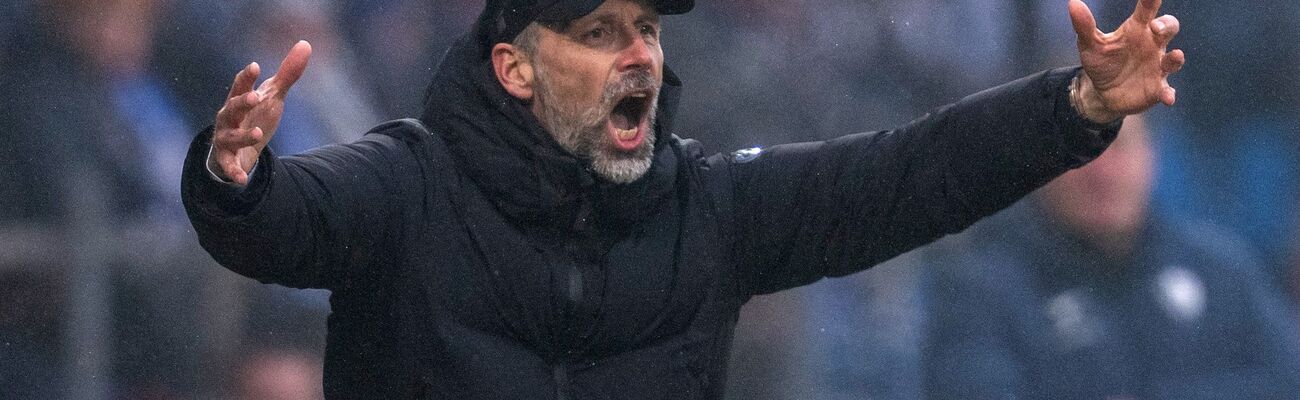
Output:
(419, 19), (683, 228)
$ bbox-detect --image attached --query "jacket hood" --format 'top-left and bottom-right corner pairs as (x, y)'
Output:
(418, 11), (684, 228)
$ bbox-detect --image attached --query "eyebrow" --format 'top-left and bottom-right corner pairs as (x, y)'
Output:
(635, 13), (660, 25)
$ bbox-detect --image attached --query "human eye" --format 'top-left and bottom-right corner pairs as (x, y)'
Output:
(638, 23), (658, 37)
(581, 26), (612, 44)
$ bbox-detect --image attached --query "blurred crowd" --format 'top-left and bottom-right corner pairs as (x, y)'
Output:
(1, 0), (1299, 399)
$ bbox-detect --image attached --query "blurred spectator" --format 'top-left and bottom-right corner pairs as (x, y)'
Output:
(1147, 0), (1300, 291)
(923, 116), (1300, 399)
(1, 1), (232, 397)
(1152, 113), (1300, 291)
(5, 0), (194, 222)
(231, 348), (325, 400)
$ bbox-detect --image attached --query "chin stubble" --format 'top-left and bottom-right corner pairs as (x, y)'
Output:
(533, 66), (659, 184)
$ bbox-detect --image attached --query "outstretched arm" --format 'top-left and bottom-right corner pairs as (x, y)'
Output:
(725, 0), (1185, 295)
(183, 42), (425, 290)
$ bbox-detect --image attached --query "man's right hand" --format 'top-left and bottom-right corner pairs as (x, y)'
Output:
(209, 40), (313, 185)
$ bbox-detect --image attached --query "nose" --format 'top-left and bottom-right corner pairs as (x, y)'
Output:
(615, 33), (654, 73)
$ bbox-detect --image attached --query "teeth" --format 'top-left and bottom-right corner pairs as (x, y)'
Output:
(615, 127), (637, 141)
(629, 93), (647, 98)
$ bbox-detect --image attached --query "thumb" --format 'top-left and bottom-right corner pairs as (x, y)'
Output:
(267, 41), (313, 95)
(1069, 0), (1101, 50)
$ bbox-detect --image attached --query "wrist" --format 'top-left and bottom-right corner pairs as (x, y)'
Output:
(1071, 72), (1123, 124)
(205, 144), (236, 183)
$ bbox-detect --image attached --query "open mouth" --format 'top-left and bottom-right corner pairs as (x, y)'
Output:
(607, 91), (653, 152)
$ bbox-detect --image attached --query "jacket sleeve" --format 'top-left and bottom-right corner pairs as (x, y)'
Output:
(181, 119), (427, 290)
(724, 67), (1120, 295)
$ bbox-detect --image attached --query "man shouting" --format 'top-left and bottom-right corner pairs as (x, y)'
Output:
(182, 0), (1185, 398)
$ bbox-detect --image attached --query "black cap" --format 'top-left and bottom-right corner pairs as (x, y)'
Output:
(488, 0), (693, 43)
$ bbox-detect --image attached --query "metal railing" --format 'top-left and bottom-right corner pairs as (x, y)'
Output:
(1, 166), (254, 399)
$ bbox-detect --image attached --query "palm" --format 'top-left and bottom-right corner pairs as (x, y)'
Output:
(235, 78), (289, 168)
(1071, 0), (1184, 116)
(241, 79), (287, 141)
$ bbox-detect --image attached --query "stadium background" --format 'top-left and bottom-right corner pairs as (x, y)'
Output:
(1, 0), (1298, 398)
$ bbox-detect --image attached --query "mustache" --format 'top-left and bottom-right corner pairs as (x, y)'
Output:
(601, 70), (660, 106)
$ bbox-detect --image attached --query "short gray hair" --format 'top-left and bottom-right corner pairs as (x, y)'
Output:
(511, 22), (545, 58)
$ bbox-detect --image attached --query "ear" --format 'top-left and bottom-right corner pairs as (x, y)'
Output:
(492, 43), (535, 101)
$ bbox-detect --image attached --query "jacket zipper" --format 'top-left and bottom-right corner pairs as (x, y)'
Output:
(555, 199), (591, 400)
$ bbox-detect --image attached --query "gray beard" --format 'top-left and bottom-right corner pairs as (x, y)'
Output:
(533, 67), (659, 184)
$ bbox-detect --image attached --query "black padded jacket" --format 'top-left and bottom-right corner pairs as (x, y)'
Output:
(181, 15), (1119, 400)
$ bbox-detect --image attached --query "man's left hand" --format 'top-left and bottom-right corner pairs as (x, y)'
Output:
(1069, 0), (1185, 123)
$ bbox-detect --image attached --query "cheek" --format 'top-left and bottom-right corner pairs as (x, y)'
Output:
(652, 49), (665, 79)
(548, 66), (608, 107)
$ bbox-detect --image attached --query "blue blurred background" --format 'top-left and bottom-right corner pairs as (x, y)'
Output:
(2, 0), (1299, 398)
